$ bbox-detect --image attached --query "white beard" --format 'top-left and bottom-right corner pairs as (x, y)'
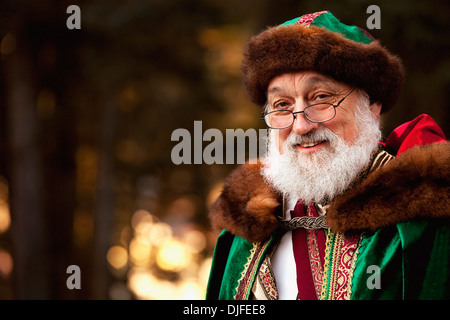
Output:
(262, 93), (382, 205)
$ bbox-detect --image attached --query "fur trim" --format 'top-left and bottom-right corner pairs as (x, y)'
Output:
(209, 142), (449, 242)
(326, 141), (450, 232)
(209, 161), (281, 243)
(242, 24), (404, 113)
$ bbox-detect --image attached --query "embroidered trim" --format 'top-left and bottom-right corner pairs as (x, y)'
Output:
(257, 256), (278, 300)
(320, 231), (362, 300)
(307, 229), (324, 298)
(235, 243), (257, 299)
(234, 238), (272, 300)
(296, 11), (329, 27)
(346, 233), (363, 299)
(336, 233), (362, 299)
(321, 232), (334, 299)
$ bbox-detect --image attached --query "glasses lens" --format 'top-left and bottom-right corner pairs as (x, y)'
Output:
(265, 110), (293, 128)
(305, 104), (336, 122)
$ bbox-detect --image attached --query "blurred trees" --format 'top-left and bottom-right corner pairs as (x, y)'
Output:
(0, 0), (448, 299)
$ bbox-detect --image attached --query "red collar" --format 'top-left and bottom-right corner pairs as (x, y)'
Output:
(383, 114), (446, 155)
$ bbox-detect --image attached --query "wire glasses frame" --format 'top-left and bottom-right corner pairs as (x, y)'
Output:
(261, 88), (356, 129)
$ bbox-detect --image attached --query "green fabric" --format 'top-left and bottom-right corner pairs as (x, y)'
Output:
(217, 234), (255, 299)
(351, 225), (403, 299)
(351, 219), (450, 299)
(280, 12), (372, 44)
(205, 230), (235, 300)
(206, 230), (277, 300)
(312, 12), (372, 44)
(280, 17), (300, 26)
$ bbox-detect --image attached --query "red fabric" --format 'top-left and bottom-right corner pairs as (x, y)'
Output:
(383, 114), (446, 155)
(291, 201), (315, 300)
(309, 204), (326, 270)
(291, 200), (325, 300)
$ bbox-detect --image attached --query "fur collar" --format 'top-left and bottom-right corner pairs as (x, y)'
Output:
(209, 142), (450, 243)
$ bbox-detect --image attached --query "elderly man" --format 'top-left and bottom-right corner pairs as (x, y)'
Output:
(206, 11), (449, 300)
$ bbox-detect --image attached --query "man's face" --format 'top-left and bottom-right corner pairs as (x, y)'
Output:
(266, 71), (381, 154)
(262, 71), (383, 204)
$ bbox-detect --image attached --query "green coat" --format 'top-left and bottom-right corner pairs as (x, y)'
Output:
(207, 219), (450, 299)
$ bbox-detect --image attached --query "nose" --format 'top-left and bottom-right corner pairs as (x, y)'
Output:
(291, 105), (318, 135)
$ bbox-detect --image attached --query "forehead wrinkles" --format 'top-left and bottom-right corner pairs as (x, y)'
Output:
(303, 75), (339, 90)
(267, 73), (341, 99)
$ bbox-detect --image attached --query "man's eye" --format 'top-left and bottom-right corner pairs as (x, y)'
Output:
(274, 101), (290, 109)
(315, 94), (331, 100)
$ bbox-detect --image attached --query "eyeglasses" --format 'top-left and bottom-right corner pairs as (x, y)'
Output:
(261, 88), (356, 129)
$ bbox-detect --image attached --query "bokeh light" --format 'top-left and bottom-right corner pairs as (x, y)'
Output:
(0, 177), (10, 234)
(156, 239), (190, 272)
(107, 245), (128, 271)
(129, 237), (152, 266)
(111, 208), (213, 299)
(0, 249), (13, 278)
(0, 202), (10, 234)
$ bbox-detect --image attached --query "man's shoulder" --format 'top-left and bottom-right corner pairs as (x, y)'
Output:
(327, 141), (450, 233)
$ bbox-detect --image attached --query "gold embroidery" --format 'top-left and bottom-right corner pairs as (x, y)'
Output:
(320, 231), (362, 300)
(234, 242), (258, 299)
(307, 229), (324, 298)
(320, 232), (334, 300)
(346, 233), (363, 299)
(257, 256), (278, 300)
(235, 238), (272, 300)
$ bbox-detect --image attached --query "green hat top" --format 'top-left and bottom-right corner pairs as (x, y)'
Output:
(281, 11), (373, 44)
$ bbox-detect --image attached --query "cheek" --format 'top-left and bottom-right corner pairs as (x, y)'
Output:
(345, 126), (359, 143)
(325, 112), (359, 143)
(341, 117), (360, 143)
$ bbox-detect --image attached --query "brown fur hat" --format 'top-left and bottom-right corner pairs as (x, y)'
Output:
(242, 11), (405, 113)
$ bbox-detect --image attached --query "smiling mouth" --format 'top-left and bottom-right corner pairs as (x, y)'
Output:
(297, 140), (326, 148)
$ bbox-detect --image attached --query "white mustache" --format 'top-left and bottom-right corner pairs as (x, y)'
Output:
(285, 129), (338, 150)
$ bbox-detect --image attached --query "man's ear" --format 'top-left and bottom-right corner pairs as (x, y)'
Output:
(370, 101), (382, 119)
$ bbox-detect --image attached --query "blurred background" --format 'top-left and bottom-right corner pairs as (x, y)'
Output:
(0, 0), (448, 299)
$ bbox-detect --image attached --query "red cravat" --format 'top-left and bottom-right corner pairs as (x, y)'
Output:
(291, 200), (326, 300)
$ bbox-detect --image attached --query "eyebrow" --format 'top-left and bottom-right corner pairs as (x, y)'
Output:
(266, 75), (338, 97)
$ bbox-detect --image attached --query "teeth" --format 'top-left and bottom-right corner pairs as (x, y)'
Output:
(299, 141), (323, 148)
